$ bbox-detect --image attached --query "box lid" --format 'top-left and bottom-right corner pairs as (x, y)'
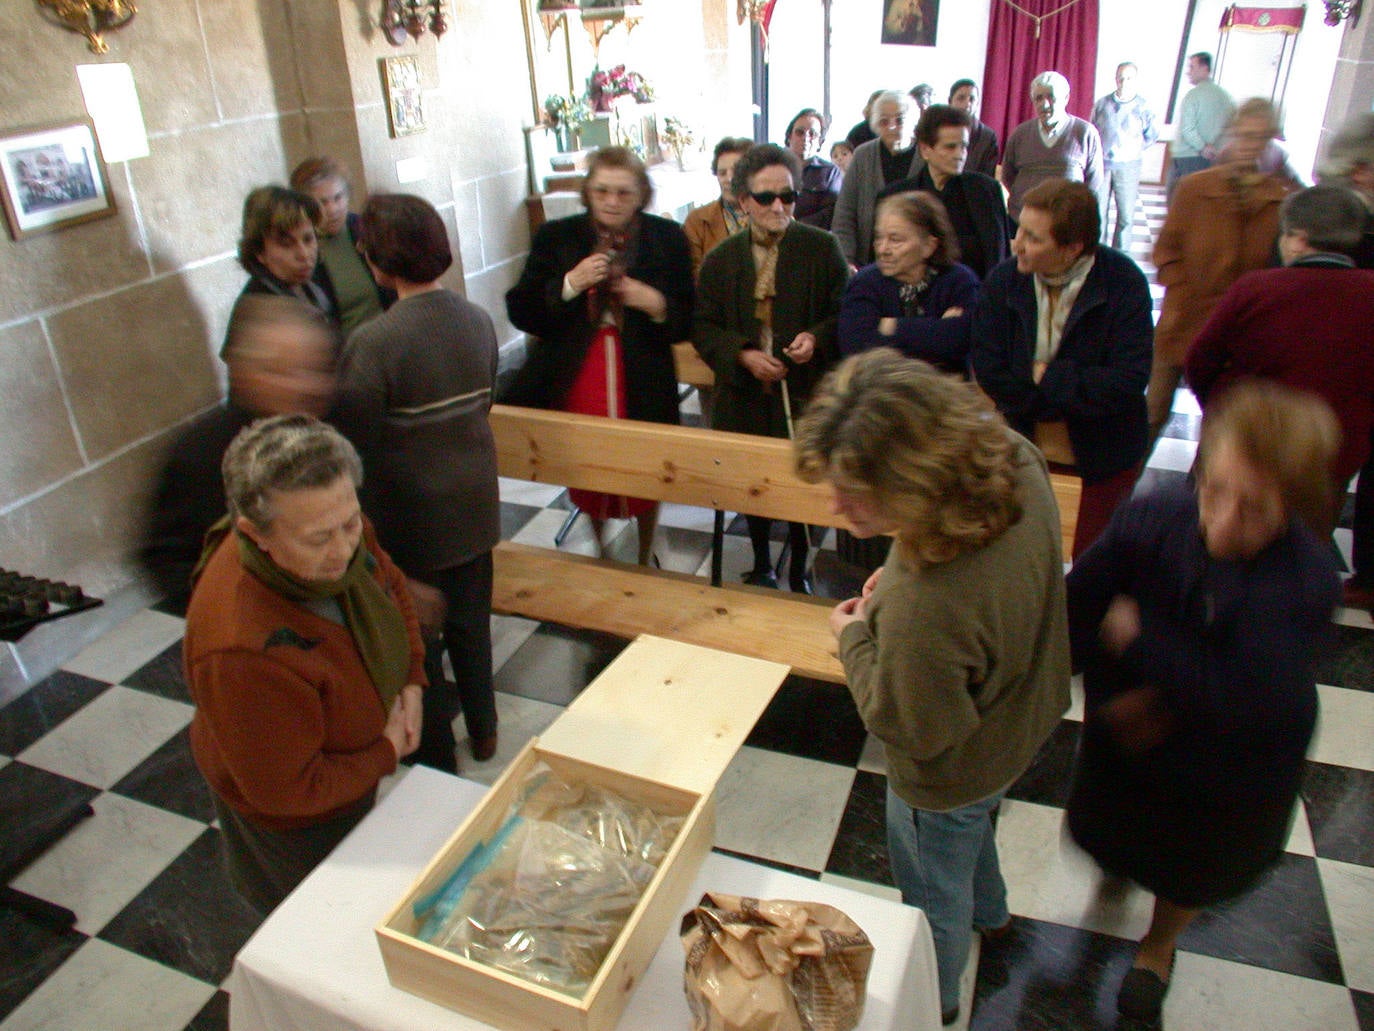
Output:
(536, 634), (788, 796)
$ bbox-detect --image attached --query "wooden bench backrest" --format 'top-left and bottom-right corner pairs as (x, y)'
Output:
(491, 403), (847, 527)
(490, 404), (1082, 557)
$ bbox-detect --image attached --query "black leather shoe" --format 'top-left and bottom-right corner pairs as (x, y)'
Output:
(941, 1004), (960, 1026)
(742, 568), (779, 589)
(1117, 958), (1173, 1024)
(788, 573), (813, 595)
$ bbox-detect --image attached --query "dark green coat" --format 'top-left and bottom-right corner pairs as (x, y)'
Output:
(693, 221), (849, 438)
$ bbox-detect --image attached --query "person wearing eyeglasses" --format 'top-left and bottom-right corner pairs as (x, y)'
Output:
(784, 107), (843, 231)
(833, 90), (925, 269)
(504, 147), (693, 566)
(693, 144), (850, 592)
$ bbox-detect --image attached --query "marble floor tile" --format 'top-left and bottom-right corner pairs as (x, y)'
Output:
(647, 524), (714, 576)
(823, 769), (891, 888)
(1147, 435), (1200, 474)
(185, 989), (229, 1031)
(121, 640), (191, 704)
(856, 733), (886, 775)
(743, 676), (866, 767)
(489, 613), (541, 672)
(1289, 799), (1317, 857)
(509, 506), (601, 557)
(994, 799), (1154, 942)
(970, 915), (1136, 1030)
(60, 609), (186, 686)
(1065, 673), (1085, 722)
(1303, 762), (1374, 866)
(498, 500), (541, 541)
(496, 476), (566, 510)
(1319, 857), (1374, 993)
(1335, 600), (1374, 631)
(1311, 684), (1374, 771)
(656, 501), (719, 534)
(0, 669), (109, 756)
(10, 791), (203, 935)
(97, 828), (262, 985)
(452, 690), (565, 787)
(1315, 625), (1374, 694)
(714, 746), (855, 872)
(18, 685), (192, 790)
(492, 624), (625, 707)
(0, 905), (86, 1022)
(1352, 989), (1374, 1031)
(1005, 720), (1080, 809)
(1181, 857), (1341, 984)
(0, 938), (215, 1031)
(111, 726), (216, 823)
(1162, 950), (1359, 1031)
(1180, 853), (1343, 984)
(0, 761), (100, 872)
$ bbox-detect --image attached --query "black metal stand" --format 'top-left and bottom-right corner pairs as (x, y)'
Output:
(1, 568), (103, 927)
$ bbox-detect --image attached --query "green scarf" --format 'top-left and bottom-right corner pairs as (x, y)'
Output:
(196, 516), (411, 710)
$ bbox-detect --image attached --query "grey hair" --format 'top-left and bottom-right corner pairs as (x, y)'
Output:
(1030, 70), (1070, 100)
(223, 414), (362, 529)
(869, 90), (916, 135)
(1279, 184), (1367, 255)
(1320, 111), (1374, 183)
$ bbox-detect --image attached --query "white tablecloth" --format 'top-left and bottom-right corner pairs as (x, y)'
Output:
(229, 766), (941, 1031)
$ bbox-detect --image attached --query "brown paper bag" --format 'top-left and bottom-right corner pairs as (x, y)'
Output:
(681, 892), (874, 1031)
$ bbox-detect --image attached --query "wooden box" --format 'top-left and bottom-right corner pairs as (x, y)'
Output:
(376, 636), (789, 1031)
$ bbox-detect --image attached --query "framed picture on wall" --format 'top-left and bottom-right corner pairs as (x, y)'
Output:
(881, 0), (938, 46)
(381, 55), (427, 138)
(0, 119), (115, 241)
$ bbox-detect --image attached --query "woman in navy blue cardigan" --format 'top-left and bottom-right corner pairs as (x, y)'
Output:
(970, 179), (1152, 558)
(837, 191), (980, 375)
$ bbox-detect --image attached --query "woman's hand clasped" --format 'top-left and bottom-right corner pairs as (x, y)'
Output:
(828, 595), (868, 638)
(612, 275), (667, 320)
(568, 253), (611, 294)
(384, 684), (424, 760)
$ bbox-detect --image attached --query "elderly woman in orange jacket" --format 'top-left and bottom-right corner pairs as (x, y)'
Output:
(1145, 98), (1296, 446)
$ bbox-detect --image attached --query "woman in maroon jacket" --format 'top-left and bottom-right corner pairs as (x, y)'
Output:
(185, 415), (424, 913)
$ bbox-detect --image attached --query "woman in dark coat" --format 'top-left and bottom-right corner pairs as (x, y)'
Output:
(504, 147), (693, 565)
(694, 144), (849, 591)
(838, 190), (980, 373)
(969, 179), (1152, 558)
(339, 194), (501, 772)
(1066, 382), (1340, 1026)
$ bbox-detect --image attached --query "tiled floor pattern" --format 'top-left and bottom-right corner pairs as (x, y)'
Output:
(4, 186), (1373, 1030)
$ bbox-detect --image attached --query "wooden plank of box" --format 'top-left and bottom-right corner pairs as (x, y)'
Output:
(377, 636), (790, 1031)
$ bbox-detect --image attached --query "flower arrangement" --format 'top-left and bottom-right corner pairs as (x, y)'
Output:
(660, 116), (695, 168)
(543, 93), (592, 129)
(586, 65), (654, 112)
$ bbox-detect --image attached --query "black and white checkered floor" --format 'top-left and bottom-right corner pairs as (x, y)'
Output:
(3, 187), (1372, 1030)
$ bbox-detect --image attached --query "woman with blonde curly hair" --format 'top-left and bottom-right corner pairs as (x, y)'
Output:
(795, 348), (1071, 1025)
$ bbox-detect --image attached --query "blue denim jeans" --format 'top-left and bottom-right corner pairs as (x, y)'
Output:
(886, 786), (1010, 1014)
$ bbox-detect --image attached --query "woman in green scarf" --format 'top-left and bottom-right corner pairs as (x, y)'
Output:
(184, 414), (425, 914)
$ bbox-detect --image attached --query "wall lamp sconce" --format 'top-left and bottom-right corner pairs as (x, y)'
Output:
(36, 0), (136, 54)
(381, 1), (448, 44)
(1324, 0), (1362, 26)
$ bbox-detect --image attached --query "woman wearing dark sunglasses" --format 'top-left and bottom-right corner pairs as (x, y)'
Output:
(693, 143), (850, 592)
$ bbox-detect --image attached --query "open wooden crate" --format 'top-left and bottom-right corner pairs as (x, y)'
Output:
(376, 636), (790, 1031)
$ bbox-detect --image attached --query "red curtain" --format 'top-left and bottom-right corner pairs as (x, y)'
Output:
(980, 0), (1100, 148)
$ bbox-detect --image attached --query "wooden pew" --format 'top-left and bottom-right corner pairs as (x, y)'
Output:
(489, 404), (1081, 684)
